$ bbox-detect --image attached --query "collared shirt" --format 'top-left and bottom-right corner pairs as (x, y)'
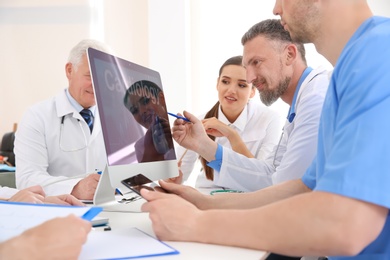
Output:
(65, 89), (96, 115)
(207, 67), (329, 192)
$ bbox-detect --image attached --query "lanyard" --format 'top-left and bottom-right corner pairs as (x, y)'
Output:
(287, 67), (313, 123)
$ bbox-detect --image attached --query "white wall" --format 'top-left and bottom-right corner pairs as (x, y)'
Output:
(0, 0), (150, 137)
(0, 0), (91, 136)
(0, 0), (389, 139)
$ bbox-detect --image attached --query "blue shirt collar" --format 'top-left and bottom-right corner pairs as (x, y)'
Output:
(65, 89), (96, 115)
(287, 67), (313, 123)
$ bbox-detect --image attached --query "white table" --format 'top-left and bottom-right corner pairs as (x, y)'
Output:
(98, 202), (268, 260)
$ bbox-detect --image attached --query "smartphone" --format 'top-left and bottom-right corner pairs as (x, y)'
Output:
(121, 174), (167, 196)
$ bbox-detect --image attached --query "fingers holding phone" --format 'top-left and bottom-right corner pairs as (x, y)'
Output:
(121, 174), (168, 197)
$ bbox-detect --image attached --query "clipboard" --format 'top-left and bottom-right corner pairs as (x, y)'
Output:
(79, 227), (179, 259)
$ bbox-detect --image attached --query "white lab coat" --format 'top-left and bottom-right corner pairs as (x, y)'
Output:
(0, 186), (18, 199)
(15, 89), (107, 196)
(176, 100), (281, 185)
(214, 67), (330, 192)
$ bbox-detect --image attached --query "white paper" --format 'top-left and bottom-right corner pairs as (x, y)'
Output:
(0, 202), (95, 243)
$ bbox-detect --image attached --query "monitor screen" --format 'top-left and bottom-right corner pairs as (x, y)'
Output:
(87, 48), (178, 189)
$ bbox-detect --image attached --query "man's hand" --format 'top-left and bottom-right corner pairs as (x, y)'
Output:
(0, 215), (91, 260)
(172, 111), (217, 161)
(44, 194), (85, 206)
(8, 186), (45, 204)
(172, 111), (206, 151)
(71, 173), (100, 200)
(141, 189), (202, 242)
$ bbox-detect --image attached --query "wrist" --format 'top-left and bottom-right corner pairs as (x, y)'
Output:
(226, 129), (239, 143)
(71, 183), (80, 197)
(194, 193), (214, 210)
(196, 139), (218, 162)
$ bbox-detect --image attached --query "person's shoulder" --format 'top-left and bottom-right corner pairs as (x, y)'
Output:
(363, 18), (390, 50)
(367, 16), (390, 35)
(28, 95), (57, 112)
(301, 67), (330, 95)
(294, 68), (329, 109)
(343, 16), (390, 58)
(335, 17), (390, 79)
(24, 91), (63, 118)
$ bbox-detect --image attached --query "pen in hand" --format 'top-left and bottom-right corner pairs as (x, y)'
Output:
(96, 171), (123, 196)
(168, 112), (191, 122)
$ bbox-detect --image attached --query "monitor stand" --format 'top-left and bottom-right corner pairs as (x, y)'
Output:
(93, 165), (145, 212)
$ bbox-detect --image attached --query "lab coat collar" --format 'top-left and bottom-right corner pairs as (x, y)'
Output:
(218, 104), (248, 133)
(54, 89), (102, 138)
(64, 89), (97, 115)
(289, 66), (329, 122)
(55, 89), (80, 119)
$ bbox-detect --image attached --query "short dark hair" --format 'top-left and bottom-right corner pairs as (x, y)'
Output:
(241, 19), (307, 64)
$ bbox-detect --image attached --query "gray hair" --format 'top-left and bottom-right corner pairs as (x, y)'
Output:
(67, 39), (111, 70)
(241, 19), (307, 64)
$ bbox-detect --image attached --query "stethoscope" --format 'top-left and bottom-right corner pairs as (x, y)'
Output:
(59, 115), (88, 152)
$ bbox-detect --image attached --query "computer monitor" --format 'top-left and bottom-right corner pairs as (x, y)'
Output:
(87, 48), (179, 211)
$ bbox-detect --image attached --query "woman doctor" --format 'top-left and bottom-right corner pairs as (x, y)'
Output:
(172, 56), (280, 190)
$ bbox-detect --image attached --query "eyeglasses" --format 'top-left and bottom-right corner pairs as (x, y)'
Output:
(59, 115), (88, 152)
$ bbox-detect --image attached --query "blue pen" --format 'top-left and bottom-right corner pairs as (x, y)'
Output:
(96, 171), (123, 196)
(168, 112), (191, 122)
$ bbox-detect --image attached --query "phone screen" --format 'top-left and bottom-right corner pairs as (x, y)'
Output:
(121, 174), (167, 196)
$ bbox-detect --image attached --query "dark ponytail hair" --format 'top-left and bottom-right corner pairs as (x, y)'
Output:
(201, 55), (243, 180)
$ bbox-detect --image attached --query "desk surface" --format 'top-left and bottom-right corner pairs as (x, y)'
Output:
(99, 203), (268, 260)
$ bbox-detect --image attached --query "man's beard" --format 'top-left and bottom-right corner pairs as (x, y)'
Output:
(259, 77), (291, 106)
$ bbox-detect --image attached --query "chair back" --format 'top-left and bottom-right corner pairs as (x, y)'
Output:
(0, 132), (16, 166)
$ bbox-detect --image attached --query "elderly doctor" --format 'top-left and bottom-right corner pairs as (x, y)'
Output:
(15, 39), (110, 200)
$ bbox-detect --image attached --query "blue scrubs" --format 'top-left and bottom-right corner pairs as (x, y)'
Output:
(302, 16), (390, 259)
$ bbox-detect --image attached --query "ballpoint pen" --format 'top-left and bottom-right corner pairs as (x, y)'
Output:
(167, 112), (191, 122)
(96, 171), (123, 196)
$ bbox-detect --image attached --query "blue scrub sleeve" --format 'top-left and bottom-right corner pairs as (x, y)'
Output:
(206, 144), (223, 172)
(301, 158), (317, 190)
